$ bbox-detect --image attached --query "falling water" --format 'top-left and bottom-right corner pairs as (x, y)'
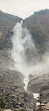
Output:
(11, 21), (49, 92)
(11, 21), (37, 90)
(11, 21), (38, 91)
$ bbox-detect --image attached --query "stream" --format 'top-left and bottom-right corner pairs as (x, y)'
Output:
(24, 77), (39, 100)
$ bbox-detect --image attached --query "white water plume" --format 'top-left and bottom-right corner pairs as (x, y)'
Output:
(11, 21), (49, 91)
(11, 21), (38, 77)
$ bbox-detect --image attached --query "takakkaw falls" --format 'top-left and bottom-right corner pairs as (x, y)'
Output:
(11, 21), (49, 98)
(11, 21), (38, 91)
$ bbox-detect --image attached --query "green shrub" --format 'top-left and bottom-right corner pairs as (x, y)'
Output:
(0, 98), (5, 108)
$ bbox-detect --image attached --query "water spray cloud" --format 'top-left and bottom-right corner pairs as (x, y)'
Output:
(11, 21), (49, 78)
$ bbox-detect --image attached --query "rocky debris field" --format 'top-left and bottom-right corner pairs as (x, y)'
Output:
(27, 73), (49, 102)
(0, 49), (34, 111)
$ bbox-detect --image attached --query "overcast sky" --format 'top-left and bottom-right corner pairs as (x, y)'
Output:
(0, 0), (49, 19)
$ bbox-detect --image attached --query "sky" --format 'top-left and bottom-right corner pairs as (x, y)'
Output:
(0, 0), (49, 19)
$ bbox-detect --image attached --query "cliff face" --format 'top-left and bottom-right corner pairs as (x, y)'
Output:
(0, 11), (34, 111)
(23, 9), (49, 54)
(1, 9), (49, 52)
(27, 73), (49, 102)
(0, 10), (23, 92)
(23, 10), (49, 102)
(0, 11), (22, 49)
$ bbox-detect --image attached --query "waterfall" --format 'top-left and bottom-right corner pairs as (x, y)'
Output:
(11, 21), (37, 74)
(11, 21), (49, 91)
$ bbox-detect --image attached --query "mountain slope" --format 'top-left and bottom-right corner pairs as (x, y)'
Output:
(23, 10), (49, 102)
(0, 11), (34, 111)
(23, 9), (49, 53)
(0, 11), (22, 49)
